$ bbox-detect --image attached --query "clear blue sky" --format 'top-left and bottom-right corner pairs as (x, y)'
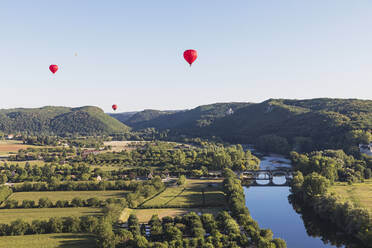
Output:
(1, 1), (371, 112)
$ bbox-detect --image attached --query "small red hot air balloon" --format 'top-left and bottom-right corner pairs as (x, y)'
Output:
(183, 49), (198, 66)
(49, 64), (58, 74)
(112, 104), (117, 111)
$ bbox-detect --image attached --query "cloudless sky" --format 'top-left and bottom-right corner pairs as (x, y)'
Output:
(1, 0), (371, 112)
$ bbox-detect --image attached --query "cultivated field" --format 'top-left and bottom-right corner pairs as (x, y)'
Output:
(330, 179), (372, 215)
(141, 179), (226, 208)
(0, 233), (96, 248)
(103, 141), (149, 152)
(7, 190), (129, 204)
(120, 207), (226, 223)
(0, 208), (101, 224)
(0, 140), (43, 156)
(103, 140), (193, 152)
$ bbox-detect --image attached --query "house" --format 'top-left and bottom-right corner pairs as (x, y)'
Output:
(226, 108), (234, 115)
(96, 176), (102, 182)
(359, 144), (372, 156)
(6, 134), (14, 140)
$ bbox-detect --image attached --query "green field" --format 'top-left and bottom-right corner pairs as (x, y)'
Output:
(7, 190), (129, 204)
(0, 208), (101, 224)
(141, 179), (226, 208)
(330, 179), (372, 215)
(120, 207), (226, 223)
(0, 233), (96, 248)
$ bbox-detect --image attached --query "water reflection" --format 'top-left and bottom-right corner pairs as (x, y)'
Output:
(289, 195), (363, 248)
(243, 154), (361, 248)
(244, 186), (341, 248)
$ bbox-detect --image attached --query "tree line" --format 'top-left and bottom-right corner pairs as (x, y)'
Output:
(223, 168), (286, 248)
(290, 171), (372, 247)
(2, 197), (126, 209)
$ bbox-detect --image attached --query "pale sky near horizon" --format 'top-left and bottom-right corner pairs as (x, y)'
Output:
(1, 1), (371, 112)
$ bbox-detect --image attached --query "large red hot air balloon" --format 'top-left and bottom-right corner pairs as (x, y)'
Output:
(183, 49), (198, 66)
(112, 104), (117, 111)
(49, 64), (58, 74)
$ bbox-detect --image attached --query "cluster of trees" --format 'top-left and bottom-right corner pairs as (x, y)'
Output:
(0, 215), (100, 236)
(223, 168), (286, 248)
(291, 171), (372, 247)
(1, 162), (117, 183)
(98, 210), (281, 248)
(81, 142), (260, 172)
(3, 197), (126, 209)
(68, 137), (105, 148)
(8, 147), (75, 162)
(291, 149), (372, 184)
(256, 134), (291, 155)
(21, 135), (60, 146)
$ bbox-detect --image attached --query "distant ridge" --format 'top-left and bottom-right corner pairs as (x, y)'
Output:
(111, 98), (372, 150)
(0, 106), (130, 135)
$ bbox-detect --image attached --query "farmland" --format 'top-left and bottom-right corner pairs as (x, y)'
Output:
(119, 207), (226, 223)
(0, 207), (101, 224)
(329, 179), (372, 215)
(7, 190), (129, 204)
(0, 233), (96, 248)
(141, 179), (226, 208)
(0, 160), (45, 167)
(0, 140), (43, 157)
(103, 140), (148, 152)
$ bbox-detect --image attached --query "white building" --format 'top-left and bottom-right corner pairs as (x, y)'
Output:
(226, 108), (234, 115)
(359, 143), (372, 156)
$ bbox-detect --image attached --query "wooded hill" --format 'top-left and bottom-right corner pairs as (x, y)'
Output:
(113, 99), (372, 152)
(119, 103), (251, 132)
(0, 106), (130, 135)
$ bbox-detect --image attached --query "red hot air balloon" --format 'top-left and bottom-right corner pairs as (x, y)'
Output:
(112, 104), (118, 111)
(49, 64), (58, 74)
(183, 49), (198, 66)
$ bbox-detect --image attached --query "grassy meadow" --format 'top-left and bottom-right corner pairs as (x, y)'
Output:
(0, 233), (96, 248)
(7, 190), (129, 204)
(0, 207), (102, 224)
(141, 179), (226, 208)
(330, 179), (372, 215)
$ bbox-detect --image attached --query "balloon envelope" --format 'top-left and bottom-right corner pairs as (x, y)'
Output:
(49, 65), (58, 74)
(112, 104), (117, 111)
(183, 49), (198, 66)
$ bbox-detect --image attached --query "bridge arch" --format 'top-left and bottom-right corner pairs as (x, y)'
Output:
(241, 169), (292, 187)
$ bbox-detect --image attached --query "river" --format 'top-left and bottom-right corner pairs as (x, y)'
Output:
(244, 155), (351, 248)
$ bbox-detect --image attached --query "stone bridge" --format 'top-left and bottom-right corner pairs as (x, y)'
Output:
(239, 169), (293, 186)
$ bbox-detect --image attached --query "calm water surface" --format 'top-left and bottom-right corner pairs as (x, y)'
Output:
(244, 155), (344, 248)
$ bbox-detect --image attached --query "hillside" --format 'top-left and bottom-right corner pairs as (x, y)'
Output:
(114, 99), (372, 152)
(109, 111), (138, 123)
(123, 109), (179, 127)
(0, 106), (130, 135)
(119, 103), (252, 133)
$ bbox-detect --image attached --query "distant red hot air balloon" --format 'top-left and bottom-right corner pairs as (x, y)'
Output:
(112, 104), (117, 111)
(183, 49), (198, 66)
(49, 64), (58, 74)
